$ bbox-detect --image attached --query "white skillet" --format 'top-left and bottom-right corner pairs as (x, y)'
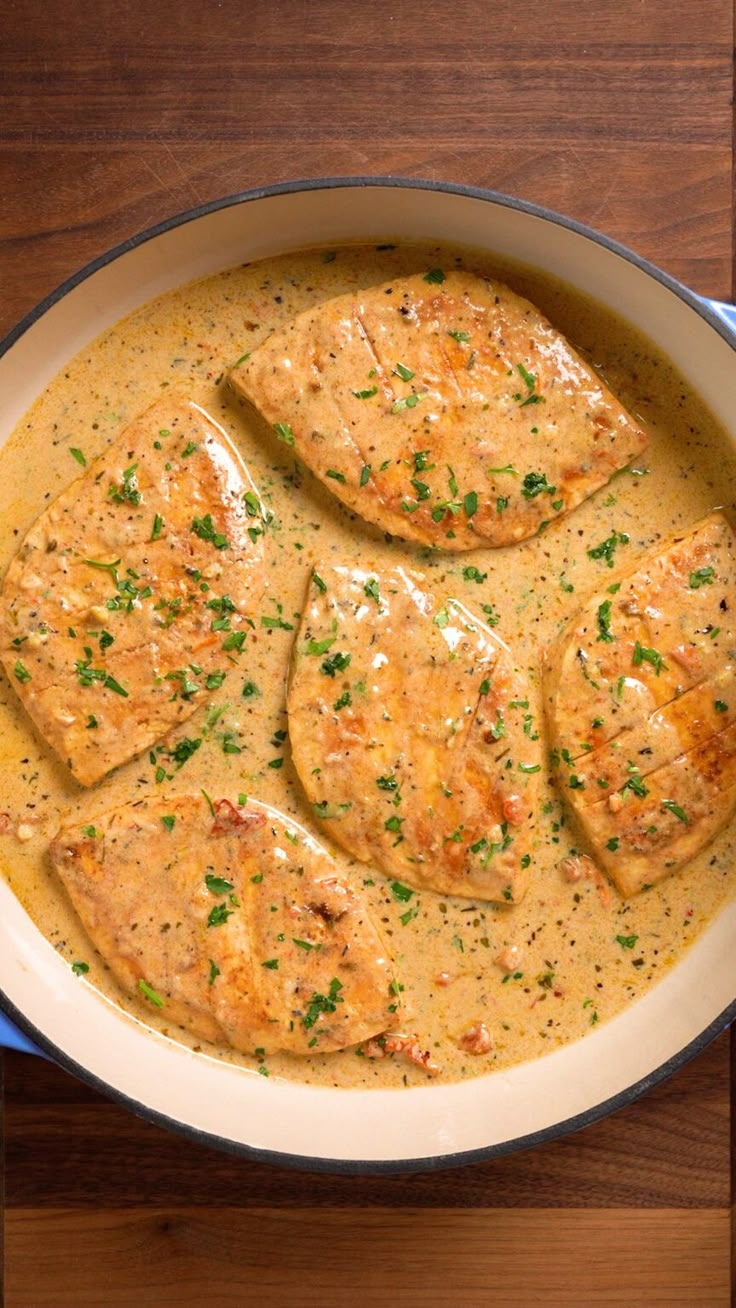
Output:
(0, 179), (734, 1170)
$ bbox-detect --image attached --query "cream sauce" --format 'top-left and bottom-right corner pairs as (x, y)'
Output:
(1, 241), (735, 1087)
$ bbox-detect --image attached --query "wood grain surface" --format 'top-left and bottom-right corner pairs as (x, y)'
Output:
(0, 0), (734, 1303)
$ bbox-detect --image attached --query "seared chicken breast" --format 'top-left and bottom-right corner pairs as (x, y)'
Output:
(287, 564), (541, 902)
(545, 513), (736, 895)
(49, 794), (398, 1055)
(0, 399), (266, 785)
(230, 270), (647, 551)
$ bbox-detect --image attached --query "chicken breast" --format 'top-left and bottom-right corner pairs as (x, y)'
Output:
(229, 269), (647, 551)
(0, 399), (266, 786)
(287, 564), (541, 902)
(545, 512), (736, 895)
(49, 794), (398, 1055)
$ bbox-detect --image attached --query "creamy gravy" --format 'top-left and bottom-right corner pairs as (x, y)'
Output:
(1, 241), (735, 1087)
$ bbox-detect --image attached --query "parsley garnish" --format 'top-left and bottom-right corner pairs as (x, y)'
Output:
(521, 471), (556, 499)
(191, 514), (228, 550)
(109, 464), (141, 506)
(596, 599), (615, 642)
(321, 651), (351, 677)
(13, 660), (31, 684)
(138, 979), (164, 1007)
(587, 530), (630, 568)
(689, 566), (715, 589)
(69, 447), (87, 467)
(661, 799), (689, 823)
(423, 268), (445, 284)
(632, 642), (667, 675)
(303, 977), (344, 1029)
(273, 422), (295, 445)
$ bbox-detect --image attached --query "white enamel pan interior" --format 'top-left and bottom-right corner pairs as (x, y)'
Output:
(1, 178), (734, 1172)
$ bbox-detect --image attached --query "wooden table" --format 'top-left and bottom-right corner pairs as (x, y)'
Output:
(1, 2), (734, 1303)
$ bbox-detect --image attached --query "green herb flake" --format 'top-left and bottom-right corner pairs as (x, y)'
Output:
(715, 699), (728, 713)
(71, 960), (89, 976)
(13, 660), (31, 684)
(661, 799), (689, 823)
(138, 979), (164, 1007)
(423, 268), (445, 284)
(521, 471), (556, 500)
(326, 468), (347, 483)
(364, 578), (380, 604)
(150, 514), (164, 542)
(689, 566), (715, 589)
(321, 651), (351, 677)
(205, 873), (235, 896)
(596, 599), (615, 643)
(261, 958), (279, 970)
(303, 976), (344, 1029)
(353, 386), (378, 400)
(208, 959), (220, 986)
(191, 513), (228, 550)
(587, 530), (630, 568)
(463, 490), (478, 518)
(360, 464), (371, 486)
(447, 330), (471, 342)
(69, 447), (87, 467)
(463, 565), (487, 584)
(616, 934), (638, 950)
(632, 641), (667, 676)
(390, 881), (414, 903)
(207, 903), (234, 928)
(161, 815), (176, 833)
(273, 422), (295, 446)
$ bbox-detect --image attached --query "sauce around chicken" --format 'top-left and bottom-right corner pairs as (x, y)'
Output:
(0, 241), (734, 1087)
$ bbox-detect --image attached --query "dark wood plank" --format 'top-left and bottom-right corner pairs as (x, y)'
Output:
(0, 143), (730, 339)
(3, 1034), (730, 1208)
(4, 1208), (731, 1307)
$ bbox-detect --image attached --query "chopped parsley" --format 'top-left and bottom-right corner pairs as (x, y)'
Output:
(661, 799), (689, 823)
(161, 815), (176, 833)
(689, 566), (715, 589)
(615, 934), (638, 950)
(390, 881), (414, 902)
(423, 268), (445, 284)
(71, 960), (89, 976)
(13, 660), (31, 684)
(353, 386), (378, 399)
(69, 447), (87, 467)
(150, 513), (164, 542)
(364, 578), (380, 604)
(587, 530), (629, 568)
(521, 471), (556, 499)
(463, 565), (487, 584)
(514, 361), (543, 407)
(109, 464), (141, 506)
(273, 422), (295, 446)
(207, 903), (234, 928)
(596, 599), (615, 643)
(303, 977), (344, 1029)
(138, 979), (164, 1007)
(395, 362), (415, 381)
(448, 330), (471, 342)
(632, 641), (667, 675)
(321, 651), (351, 677)
(191, 513), (228, 550)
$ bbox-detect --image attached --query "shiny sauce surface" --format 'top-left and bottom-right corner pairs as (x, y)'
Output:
(1, 241), (735, 1087)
